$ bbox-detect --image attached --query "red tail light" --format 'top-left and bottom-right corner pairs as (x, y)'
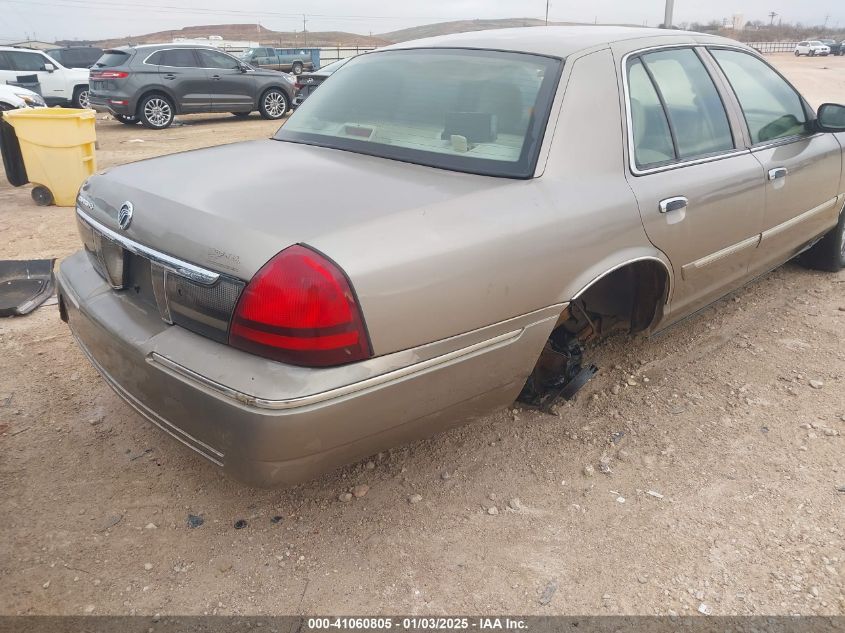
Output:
(90, 70), (129, 79)
(229, 245), (371, 367)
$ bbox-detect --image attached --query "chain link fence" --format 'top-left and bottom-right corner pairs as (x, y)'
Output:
(318, 45), (377, 65)
(742, 41), (800, 53)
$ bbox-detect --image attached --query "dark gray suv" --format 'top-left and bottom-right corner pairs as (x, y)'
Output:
(88, 44), (297, 129)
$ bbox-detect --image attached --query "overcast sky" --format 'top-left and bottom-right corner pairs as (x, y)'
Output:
(0, 0), (842, 43)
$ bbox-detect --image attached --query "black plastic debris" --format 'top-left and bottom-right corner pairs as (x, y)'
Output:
(270, 515), (284, 524)
(233, 519), (248, 529)
(186, 514), (204, 528)
(519, 334), (598, 411)
(0, 259), (55, 317)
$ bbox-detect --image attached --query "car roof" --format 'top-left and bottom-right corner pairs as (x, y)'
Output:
(383, 25), (745, 57)
(0, 45), (50, 51)
(104, 43), (230, 52)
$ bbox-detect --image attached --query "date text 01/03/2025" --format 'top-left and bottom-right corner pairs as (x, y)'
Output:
(305, 617), (528, 630)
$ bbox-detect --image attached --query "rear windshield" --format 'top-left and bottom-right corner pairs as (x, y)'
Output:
(275, 48), (562, 178)
(93, 50), (130, 68)
(316, 57), (350, 74)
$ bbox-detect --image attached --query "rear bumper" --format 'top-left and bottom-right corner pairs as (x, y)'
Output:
(88, 92), (133, 115)
(57, 251), (559, 487)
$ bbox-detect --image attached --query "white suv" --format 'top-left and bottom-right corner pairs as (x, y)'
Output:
(0, 46), (90, 107)
(794, 41), (831, 56)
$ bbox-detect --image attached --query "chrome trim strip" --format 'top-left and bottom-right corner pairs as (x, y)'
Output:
(751, 133), (824, 153)
(570, 256), (674, 304)
(76, 207), (221, 286)
(682, 234), (761, 279)
(620, 44), (753, 176)
(149, 328), (526, 411)
(761, 196), (840, 241)
(141, 47), (243, 69)
(72, 332), (225, 465)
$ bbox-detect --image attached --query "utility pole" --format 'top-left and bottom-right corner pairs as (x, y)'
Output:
(824, 14), (830, 28)
(768, 11), (777, 25)
(663, 0), (675, 29)
(303, 15), (307, 47)
(545, 0), (549, 26)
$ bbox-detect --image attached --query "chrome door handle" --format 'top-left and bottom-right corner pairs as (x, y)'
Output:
(163, 73), (176, 80)
(659, 196), (688, 214)
(768, 167), (788, 181)
(211, 74), (221, 80)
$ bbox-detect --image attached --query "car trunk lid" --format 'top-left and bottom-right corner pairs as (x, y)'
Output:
(80, 138), (499, 281)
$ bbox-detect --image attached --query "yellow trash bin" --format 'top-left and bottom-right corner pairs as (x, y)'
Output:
(3, 108), (96, 207)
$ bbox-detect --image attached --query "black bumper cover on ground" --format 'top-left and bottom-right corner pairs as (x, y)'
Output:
(0, 259), (56, 317)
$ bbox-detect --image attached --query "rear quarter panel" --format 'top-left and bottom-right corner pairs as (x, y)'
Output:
(312, 47), (665, 355)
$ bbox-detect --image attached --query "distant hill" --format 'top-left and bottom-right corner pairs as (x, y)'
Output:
(86, 18), (611, 50)
(378, 18), (584, 43)
(93, 23), (390, 49)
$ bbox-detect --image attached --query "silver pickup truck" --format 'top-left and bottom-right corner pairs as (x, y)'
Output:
(240, 47), (314, 75)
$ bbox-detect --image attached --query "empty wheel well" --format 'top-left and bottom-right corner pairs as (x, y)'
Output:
(560, 260), (670, 339)
(518, 260), (670, 406)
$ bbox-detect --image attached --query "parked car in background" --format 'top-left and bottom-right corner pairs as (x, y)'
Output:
(0, 46), (90, 107)
(292, 56), (351, 108)
(794, 41), (830, 56)
(87, 44), (296, 129)
(0, 83), (46, 110)
(60, 27), (845, 487)
(46, 46), (104, 69)
(817, 39), (842, 56)
(240, 47), (314, 74)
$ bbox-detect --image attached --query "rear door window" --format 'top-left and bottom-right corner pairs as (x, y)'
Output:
(709, 48), (808, 144)
(627, 47), (735, 169)
(159, 49), (199, 68)
(627, 58), (675, 167)
(640, 48), (735, 159)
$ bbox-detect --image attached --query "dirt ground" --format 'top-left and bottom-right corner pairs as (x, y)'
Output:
(1, 53), (844, 617)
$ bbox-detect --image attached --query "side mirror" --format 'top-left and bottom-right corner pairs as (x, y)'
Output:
(238, 63), (250, 73)
(43, 63), (55, 73)
(816, 103), (845, 132)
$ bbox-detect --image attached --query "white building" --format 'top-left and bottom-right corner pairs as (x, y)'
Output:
(171, 36), (259, 53)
